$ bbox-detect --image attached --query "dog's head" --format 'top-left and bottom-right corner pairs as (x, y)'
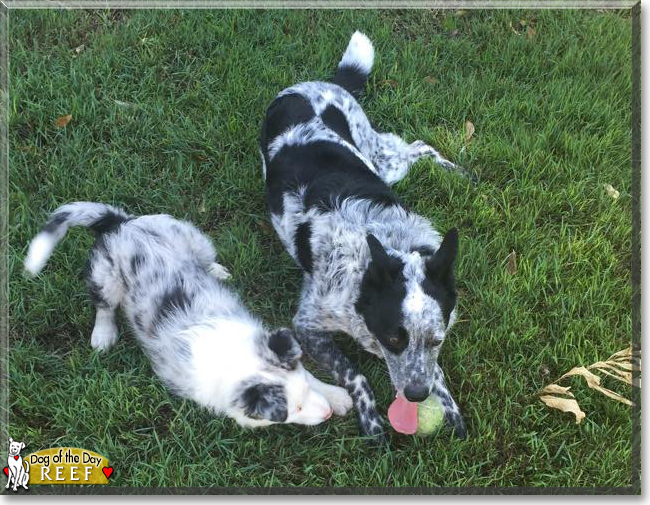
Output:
(7, 438), (25, 458)
(232, 328), (332, 428)
(355, 229), (458, 401)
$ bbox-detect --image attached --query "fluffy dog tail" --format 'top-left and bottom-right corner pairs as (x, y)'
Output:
(332, 31), (374, 98)
(24, 202), (133, 276)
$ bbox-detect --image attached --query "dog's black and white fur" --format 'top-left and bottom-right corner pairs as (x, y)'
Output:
(24, 202), (352, 428)
(261, 32), (467, 442)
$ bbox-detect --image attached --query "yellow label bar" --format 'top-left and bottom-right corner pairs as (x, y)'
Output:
(23, 447), (111, 485)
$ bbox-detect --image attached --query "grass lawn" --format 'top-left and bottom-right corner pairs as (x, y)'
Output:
(7, 8), (634, 489)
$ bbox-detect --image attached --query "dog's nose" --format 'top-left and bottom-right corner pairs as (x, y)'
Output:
(404, 384), (430, 402)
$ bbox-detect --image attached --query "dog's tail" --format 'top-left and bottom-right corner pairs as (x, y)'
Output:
(24, 202), (133, 276)
(332, 31), (374, 98)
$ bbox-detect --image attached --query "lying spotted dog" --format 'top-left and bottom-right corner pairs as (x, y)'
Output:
(24, 202), (352, 429)
(260, 32), (468, 443)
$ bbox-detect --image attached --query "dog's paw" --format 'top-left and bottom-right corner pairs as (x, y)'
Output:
(325, 385), (353, 416)
(359, 411), (388, 446)
(208, 262), (231, 280)
(91, 322), (118, 352)
(444, 410), (468, 439)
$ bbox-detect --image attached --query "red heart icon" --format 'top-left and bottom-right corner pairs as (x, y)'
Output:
(102, 467), (113, 479)
(13, 456), (19, 460)
(3, 467), (7, 476)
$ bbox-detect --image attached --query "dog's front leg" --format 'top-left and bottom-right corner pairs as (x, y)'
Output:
(9, 468), (18, 491)
(296, 327), (387, 444)
(431, 363), (467, 439)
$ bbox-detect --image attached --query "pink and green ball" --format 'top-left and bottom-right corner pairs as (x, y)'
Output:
(416, 396), (445, 435)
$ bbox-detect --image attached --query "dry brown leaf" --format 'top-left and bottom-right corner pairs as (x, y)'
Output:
(590, 365), (632, 386)
(560, 366), (633, 406)
(257, 220), (273, 235)
(509, 21), (521, 35)
(608, 361), (633, 371)
(520, 19), (527, 27)
(538, 346), (638, 422)
(424, 75), (438, 84)
(526, 26), (536, 40)
(507, 250), (517, 275)
(55, 115), (72, 128)
(464, 121), (475, 142)
(455, 9), (467, 17)
(539, 395), (585, 424)
(604, 184), (620, 200)
(540, 384), (574, 396)
(590, 360), (633, 374)
(379, 79), (398, 89)
(609, 347), (634, 360)
(74, 44), (85, 54)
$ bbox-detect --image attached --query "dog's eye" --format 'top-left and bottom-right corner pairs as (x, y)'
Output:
(296, 405), (302, 412)
(389, 337), (399, 345)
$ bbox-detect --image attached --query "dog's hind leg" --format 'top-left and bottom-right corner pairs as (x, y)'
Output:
(168, 219), (229, 278)
(90, 307), (119, 352)
(430, 363), (467, 439)
(86, 246), (123, 352)
(362, 130), (472, 184)
(295, 326), (386, 444)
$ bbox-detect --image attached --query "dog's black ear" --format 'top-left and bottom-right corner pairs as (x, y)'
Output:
(240, 382), (288, 423)
(425, 228), (458, 284)
(366, 234), (402, 284)
(268, 328), (302, 370)
(367, 234), (390, 265)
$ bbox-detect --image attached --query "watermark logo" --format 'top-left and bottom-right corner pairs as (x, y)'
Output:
(4, 437), (30, 492)
(3, 438), (112, 490)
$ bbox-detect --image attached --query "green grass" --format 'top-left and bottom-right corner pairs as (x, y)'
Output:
(7, 9), (634, 489)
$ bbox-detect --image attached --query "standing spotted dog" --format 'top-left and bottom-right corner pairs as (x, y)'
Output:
(260, 32), (468, 442)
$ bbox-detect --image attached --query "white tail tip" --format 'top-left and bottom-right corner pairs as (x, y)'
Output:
(339, 31), (374, 75)
(24, 233), (57, 276)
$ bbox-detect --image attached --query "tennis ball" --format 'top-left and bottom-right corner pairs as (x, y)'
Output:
(416, 396), (444, 436)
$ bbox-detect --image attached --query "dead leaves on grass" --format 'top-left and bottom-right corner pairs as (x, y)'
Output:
(539, 389), (585, 425)
(464, 121), (475, 143)
(54, 115), (72, 128)
(379, 79), (399, 89)
(539, 347), (639, 424)
(604, 183), (620, 200)
(510, 18), (536, 39)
